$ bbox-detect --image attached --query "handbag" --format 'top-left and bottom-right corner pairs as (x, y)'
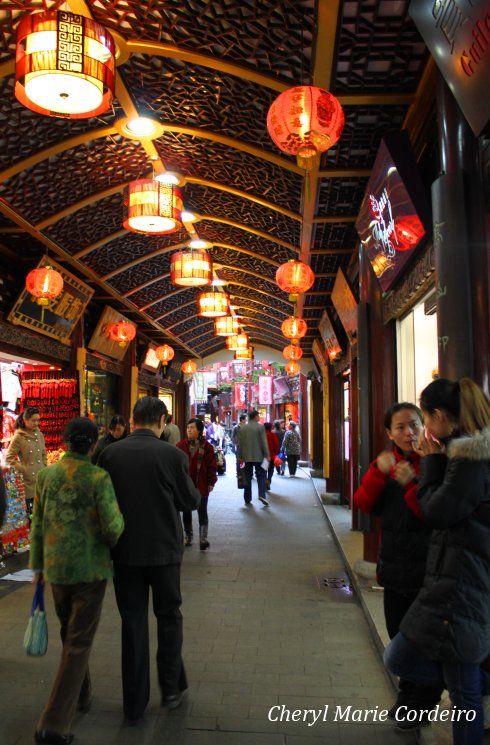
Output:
(237, 468), (246, 489)
(23, 583), (48, 656)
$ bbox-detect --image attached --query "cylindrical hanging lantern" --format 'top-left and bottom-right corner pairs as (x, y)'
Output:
(124, 180), (183, 234)
(235, 346), (254, 360)
(267, 86), (344, 170)
(107, 321), (136, 347)
(170, 248), (213, 287)
(214, 316), (239, 336)
(285, 360), (301, 376)
(155, 344), (174, 364)
(276, 259), (315, 300)
(197, 289), (229, 318)
(226, 333), (249, 351)
(283, 344), (303, 361)
(26, 265), (64, 306)
(181, 359), (198, 375)
(15, 10), (115, 118)
(281, 316), (307, 340)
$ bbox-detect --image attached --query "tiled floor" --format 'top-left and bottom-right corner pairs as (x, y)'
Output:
(0, 460), (416, 745)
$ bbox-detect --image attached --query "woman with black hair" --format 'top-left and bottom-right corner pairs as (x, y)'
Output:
(384, 378), (490, 744)
(91, 415), (126, 465)
(30, 417), (124, 745)
(6, 406), (46, 520)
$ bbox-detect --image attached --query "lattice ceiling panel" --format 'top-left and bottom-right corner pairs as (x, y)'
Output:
(233, 301), (287, 321)
(218, 267), (279, 296)
(312, 221), (358, 251)
(120, 55), (277, 154)
(163, 301), (202, 329)
(312, 277), (335, 294)
(146, 289), (198, 321)
(0, 76), (122, 173)
(333, 0), (427, 93)
(303, 308), (324, 319)
(0, 2), (65, 63)
(173, 316), (213, 338)
(1, 137), (148, 225)
(316, 177), (369, 218)
(155, 132), (303, 213)
(0, 231), (45, 262)
(84, 229), (188, 278)
(185, 183), (300, 246)
(321, 105), (408, 169)
(198, 220), (297, 263)
(225, 282), (291, 315)
(310, 254), (345, 275)
(44, 194), (125, 254)
(91, 0), (315, 83)
(210, 246), (277, 281)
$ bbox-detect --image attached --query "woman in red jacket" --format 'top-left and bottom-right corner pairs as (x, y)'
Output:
(177, 418), (217, 551)
(354, 402), (442, 729)
(264, 422), (280, 491)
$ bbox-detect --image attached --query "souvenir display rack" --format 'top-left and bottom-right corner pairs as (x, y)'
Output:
(22, 370), (79, 451)
(1, 408), (29, 559)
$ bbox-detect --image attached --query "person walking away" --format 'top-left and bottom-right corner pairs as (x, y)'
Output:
(177, 418), (217, 550)
(384, 378), (490, 744)
(232, 414), (247, 471)
(91, 415), (126, 464)
(30, 417), (124, 745)
(6, 406), (46, 522)
(161, 414), (181, 446)
(237, 410), (269, 506)
(214, 421), (225, 450)
(98, 397), (201, 723)
(264, 422), (279, 491)
(354, 403), (442, 727)
(282, 421), (301, 476)
(273, 420), (286, 475)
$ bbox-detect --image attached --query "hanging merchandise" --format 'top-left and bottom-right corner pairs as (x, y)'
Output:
(22, 370), (80, 452)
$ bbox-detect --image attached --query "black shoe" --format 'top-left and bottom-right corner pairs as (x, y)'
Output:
(162, 690), (187, 710)
(34, 731), (74, 745)
(396, 711), (431, 730)
(258, 496), (269, 506)
(200, 540), (210, 551)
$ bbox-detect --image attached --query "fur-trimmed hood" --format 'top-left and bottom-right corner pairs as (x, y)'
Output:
(447, 428), (490, 461)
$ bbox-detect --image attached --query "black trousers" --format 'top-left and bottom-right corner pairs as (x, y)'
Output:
(267, 459), (275, 483)
(113, 564), (187, 719)
(384, 588), (442, 706)
(183, 496), (208, 532)
(287, 454), (299, 475)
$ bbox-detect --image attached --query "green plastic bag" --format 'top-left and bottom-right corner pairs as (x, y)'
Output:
(23, 583), (48, 656)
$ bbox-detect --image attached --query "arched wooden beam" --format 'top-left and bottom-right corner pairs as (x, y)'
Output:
(197, 216), (298, 251)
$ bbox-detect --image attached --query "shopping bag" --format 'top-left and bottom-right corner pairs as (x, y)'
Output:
(23, 583), (48, 656)
(274, 455), (284, 468)
(237, 468), (246, 489)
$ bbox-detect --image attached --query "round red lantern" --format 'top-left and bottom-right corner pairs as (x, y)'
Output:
(124, 180), (183, 234)
(107, 321), (136, 347)
(197, 289), (229, 318)
(155, 344), (174, 364)
(181, 359), (198, 375)
(394, 215), (425, 251)
(170, 248), (213, 287)
(285, 360), (301, 376)
(283, 344), (303, 361)
(276, 260), (315, 299)
(15, 10), (115, 119)
(26, 265), (64, 305)
(267, 86), (344, 170)
(281, 316), (307, 340)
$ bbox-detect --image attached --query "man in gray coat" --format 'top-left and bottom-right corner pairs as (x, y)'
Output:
(237, 410), (270, 506)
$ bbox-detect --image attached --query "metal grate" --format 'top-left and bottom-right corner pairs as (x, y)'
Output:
(315, 573), (356, 602)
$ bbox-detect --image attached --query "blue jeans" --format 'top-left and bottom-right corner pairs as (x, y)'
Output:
(384, 633), (484, 745)
(243, 462), (266, 502)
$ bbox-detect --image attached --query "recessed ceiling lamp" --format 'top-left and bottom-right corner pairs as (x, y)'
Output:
(181, 210), (197, 222)
(155, 171), (185, 186)
(116, 116), (164, 140)
(211, 277), (228, 287)
(15, 10), (115, 118)
(189, 238), (212, 250)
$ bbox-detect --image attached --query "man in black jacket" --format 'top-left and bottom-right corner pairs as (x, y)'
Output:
(99, 397), (201, 723)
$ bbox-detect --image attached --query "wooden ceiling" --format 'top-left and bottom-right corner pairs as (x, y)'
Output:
(0, 0), (428, 356)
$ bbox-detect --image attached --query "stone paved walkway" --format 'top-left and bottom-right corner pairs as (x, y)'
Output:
(0, 460), (416, 745)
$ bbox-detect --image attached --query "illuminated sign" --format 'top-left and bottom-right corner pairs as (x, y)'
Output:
(143, 346), (160, 370)
(331, 268), (358, 344)
(318, 310), (342, 362)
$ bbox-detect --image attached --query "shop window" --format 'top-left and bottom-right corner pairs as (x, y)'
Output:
(85, 371), (118, 434)
(397, 293), (438, 405)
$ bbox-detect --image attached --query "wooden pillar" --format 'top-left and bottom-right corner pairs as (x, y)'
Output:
(349, 356), (359, 528)
(122, 340), (138, 426)
(311, 378), (324, 472)
(69, 319), (86, 416)
(326, 365), (342, 493)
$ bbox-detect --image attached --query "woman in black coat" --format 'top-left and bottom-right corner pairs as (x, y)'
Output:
(384, 378), (490, 745)
(91, 415), (126, 464)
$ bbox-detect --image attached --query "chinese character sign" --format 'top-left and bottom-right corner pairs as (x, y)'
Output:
(234, 383), (247, 408)
(258, 375), (273, 405)
(193, 372), (206, 402)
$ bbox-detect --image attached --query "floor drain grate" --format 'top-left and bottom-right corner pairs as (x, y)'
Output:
(315, 573), (355, 602)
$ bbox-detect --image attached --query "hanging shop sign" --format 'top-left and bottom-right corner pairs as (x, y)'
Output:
(142, 345), (160, 371)
(318, 310), (342, 362)
(258, 375), (273, 405)
(355, 132), (431, 292)
(409, 0), (490, 136)
(234, 382), (247, 408)
(193, 372), (207, 403)
(88, 306), (135, 361)
(8, 256), (93, 345)
(312, 338), (328, 371)
(331, 268), (358, 345)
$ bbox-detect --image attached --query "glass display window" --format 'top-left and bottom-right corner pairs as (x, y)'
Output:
(397, 292), (438, 405)
(85, 370), (118, 435)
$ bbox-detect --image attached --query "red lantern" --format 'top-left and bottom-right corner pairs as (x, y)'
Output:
(283, 344), (303, 361)
(26, 266), (64, 305)
(394, 215), (425, 251)
(285, 360), (301, 376)
(170, 248), (213, 287)
(197, 290), (229, 318)
(267, 86), (344, 170)
(107, 321), (136, 347)
(182, 359), (198, 375)
(276, 260), (315, 299)
(155, 344), (174, 364)
(124, 180), (183, 234)
(15, 10), (115, 119)
(281, 316), (307, 340)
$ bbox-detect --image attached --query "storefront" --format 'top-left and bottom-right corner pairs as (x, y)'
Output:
(85, 368), (120, 433)
(396, 290), (438, 404)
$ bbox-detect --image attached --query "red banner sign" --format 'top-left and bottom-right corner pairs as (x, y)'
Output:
(258, 375), (273, 405)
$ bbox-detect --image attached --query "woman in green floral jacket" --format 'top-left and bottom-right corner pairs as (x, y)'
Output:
(30, 417), (124, 745)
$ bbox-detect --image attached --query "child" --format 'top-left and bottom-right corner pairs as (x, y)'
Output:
(354, 402), (442, 728)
